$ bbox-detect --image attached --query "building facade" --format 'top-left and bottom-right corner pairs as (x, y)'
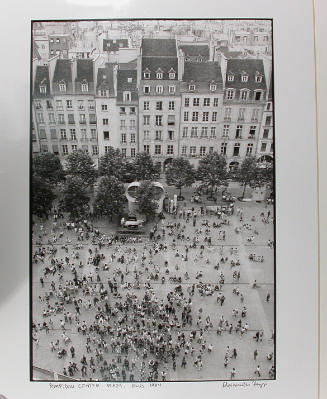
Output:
(32, 34), (274, 172)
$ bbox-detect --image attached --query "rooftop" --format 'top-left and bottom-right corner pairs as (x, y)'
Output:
(34, 65), (51, 97)
(179, 44), (209, 57)
(142, 38), (177, 57)
(141, 57), (178, 80)
(225, 59), (267, 90)
(103, 39), (129, 52)
(96, 63), (115, 96)
(183, 61), (222, 83)
(53, 59), (72, 83)
(76, 59), (94, 82)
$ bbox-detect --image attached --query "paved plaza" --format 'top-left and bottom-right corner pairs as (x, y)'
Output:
(32, 184), (275, 381)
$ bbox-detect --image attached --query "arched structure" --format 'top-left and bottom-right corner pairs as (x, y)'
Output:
(125, 181), (165, 214)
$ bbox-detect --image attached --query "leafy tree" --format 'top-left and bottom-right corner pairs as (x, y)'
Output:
(136, 181), (157, 221)
(98, 147), (124, 178)
(197, 152), (227, 198)
(60, 176), (90, 219)
(65, 150), (97, 187)
(32, 175), (56, 219)
(33, 153), (65, 185)
(238, 156), (262, 198)
(259, 163), (274, 187)
(165, 157), (196, 199)
(133, 152), (161, 181)
(93, 176), (125, 220)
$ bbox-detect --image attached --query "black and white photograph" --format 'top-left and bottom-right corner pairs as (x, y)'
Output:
(30, 18), (276, 382)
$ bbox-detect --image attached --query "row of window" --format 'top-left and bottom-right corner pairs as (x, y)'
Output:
(143, 101), (176, 111)
(143, 130), (175, 141)
(184, 97), (219, 107)
(227, 74), (263, 83)
(143, 70), (176, 80)
(35, 99), (96, 110)
(41, 144), (98, 156)
(143, 85), (176, 95)
(37, 113), (97, 125)
(39, 142), (271, 157)
(225, 89), (263, 101)
(105, 147), (135, 157)
(36, 127), (97, 141)
(183, 111), (218, 122)
(143, 115), (175, 126)
(223, 107), (261, 122)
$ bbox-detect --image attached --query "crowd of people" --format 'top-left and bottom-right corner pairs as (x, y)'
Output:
(32, 196), (275, 382)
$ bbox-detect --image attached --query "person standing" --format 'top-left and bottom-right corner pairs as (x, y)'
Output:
(254, 349), (258, 360)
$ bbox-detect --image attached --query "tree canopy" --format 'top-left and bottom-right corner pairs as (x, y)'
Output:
(33, 153), (65, 185)
(165, 157), (196, 198)
(197, 152), (227, 196)
(238, 156), (264, 198)
(136, 181), (157, 221)
(60, 176), (90, 219)
(93, 176), (125, 220)
(32, 175), (56, 218)
(133, 152), (161, 181)
(65, 150), (97, 187)
(98, 147), (124, 178)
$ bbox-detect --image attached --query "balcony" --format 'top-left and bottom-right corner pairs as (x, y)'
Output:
(60, 138), (68, 142)
(224, 117), (231, 122)
(248, 135), (255, 140)
(58, 120), (65, 125)
(89, 120), (97, 125)
(90, 138), (97, 142)
(238, 117), (245, 122)
(88, 106), (95, 111)
(56, 106), (64, 111)
(80, 138), (89, 142)
(120, 141), (127, 146)
(79, 121), (87, 125)
(70, 138), (78, 142)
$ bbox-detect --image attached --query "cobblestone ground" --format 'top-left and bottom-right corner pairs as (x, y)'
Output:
(32, 184), (275, 382)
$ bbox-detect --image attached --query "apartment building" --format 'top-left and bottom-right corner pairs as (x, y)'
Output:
(222, 58), (267, 171)
(95, 62), (117, 157)
(257, 75), (274, 164)
(179, 61), (224, 164)
(32, 65), (55, 154)
(50, 59), (98, 159)
(116, 68), (138, 159)
(138, 39), (181, 171)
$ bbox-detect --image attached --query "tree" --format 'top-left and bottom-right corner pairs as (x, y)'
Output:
(197, 152), (227, 199)
(65, 150), (97, 187)
(136, 181), (157, 221)
(60, 176), (90, 219)
(133, 152), (161, 181)
(93, 176), (126, 220)
(32, 175), (56, 219)
(33, 153), (65, 185)
(165, 157), (196, 200)
(98, 147), (124, 178)
(238, 156), (262, 198)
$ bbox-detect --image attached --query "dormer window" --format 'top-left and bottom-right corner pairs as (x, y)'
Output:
(169, 72), (175, 79)
(189, 84), (196, 91)
(143, 69), (151, 79)
(39, 85), (46, 94)
(255, 75), (263, 83)
(127, 77), (132, 83)
(241, 74), (248, 82)
(228, 74), (234, 82)
(59, 82), (66, 92)
(210, 84), (217, 91)
(156, 72), (163, 79)
(81, 82), (88, 92)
